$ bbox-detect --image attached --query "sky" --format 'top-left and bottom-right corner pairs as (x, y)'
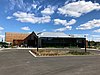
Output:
(0, 0), (100, 42)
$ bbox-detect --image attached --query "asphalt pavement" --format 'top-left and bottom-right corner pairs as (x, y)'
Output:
(0, 49), (100, 75)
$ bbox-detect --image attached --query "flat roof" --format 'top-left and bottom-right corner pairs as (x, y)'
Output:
(36, 32), (85, 38)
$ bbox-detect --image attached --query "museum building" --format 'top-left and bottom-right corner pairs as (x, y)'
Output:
(5, 32), (87, 48)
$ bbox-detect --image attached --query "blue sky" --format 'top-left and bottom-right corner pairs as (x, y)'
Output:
(0, 0), (100, 41)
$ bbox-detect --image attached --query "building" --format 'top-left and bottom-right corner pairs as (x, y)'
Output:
(5, 32), (30, 46)
(5, 32), (86, 48)
(37, 32), (86, 48)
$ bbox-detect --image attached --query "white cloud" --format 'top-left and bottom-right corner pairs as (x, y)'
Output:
(85, 35), (100, 41)
(93, 38), (100, 42)
(54, 19), (76, 26)
(54, 19), (76, 31)
(0, 28), (4, 37)
(54, 18), (83, 32)
(32, 4), (37, 9)
(54, 27), (66, 32)
(9, 0), (25, 10)
(21, 26), (30, 31)
(66, 19), (76, 26)
(54, 26), (72, 32)
(37, 6), (42, 10)
(0, 31), (1, 33)
(41, 6), (55, 15)
(65, 0), (70, 5)
(13, 11), (35, 18)
(58, 1), (100, 17)
(0, 27), (4, 30)
(9, 0), (33, 12)
(93, 29), (100, 33)
(76, 19), (100, 30)
(0, 35), (5, 38)
(91, 35), (100, 42)
(13, 11), (51, 24)
(6, 16), (13, 19)
(54, 19), (67, 26)
(42, 29), (46, 32)
(0, 35), (5, 42)
(92, 35), (100, 37)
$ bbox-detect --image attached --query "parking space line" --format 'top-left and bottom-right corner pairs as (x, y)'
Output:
(29, 50), (37, 57)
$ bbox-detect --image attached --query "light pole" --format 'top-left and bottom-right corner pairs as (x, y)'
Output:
(37, 36), (38, 52)
(85, 38), (86, 52)
(84, 35), (87, 52)
(36, 32), (43, 52)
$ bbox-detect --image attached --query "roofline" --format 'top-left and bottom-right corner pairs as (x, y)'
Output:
(39, 36), (85, 39)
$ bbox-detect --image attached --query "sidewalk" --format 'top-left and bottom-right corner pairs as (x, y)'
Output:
(0, 47), (36, 50)
(87, 48), (100, 51)
(0, 48), (5, 51)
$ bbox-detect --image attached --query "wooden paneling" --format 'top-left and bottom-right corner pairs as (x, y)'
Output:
(5, 32), (30, 43)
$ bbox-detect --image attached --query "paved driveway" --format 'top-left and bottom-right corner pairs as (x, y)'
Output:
(0, 49), (100, 75)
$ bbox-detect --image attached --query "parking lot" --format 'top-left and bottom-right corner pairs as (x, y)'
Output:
(0, 49), (100, 75)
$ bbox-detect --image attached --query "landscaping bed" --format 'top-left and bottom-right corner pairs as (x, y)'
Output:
(31, 48), (93, 56)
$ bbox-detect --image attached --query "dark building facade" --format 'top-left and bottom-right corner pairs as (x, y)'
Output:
(39, 37), (85, 48)
(5, 32), (87, 48)
(23, 32), (37, 47)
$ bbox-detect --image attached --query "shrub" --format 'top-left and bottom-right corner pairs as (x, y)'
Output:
(68, 50), (90, 55)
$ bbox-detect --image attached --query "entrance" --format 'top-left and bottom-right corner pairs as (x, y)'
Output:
(27, 40), (36, 47)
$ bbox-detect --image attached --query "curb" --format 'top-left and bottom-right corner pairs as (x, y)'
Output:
(29, 50), (37, 57)
(36, 55), (99, 58)
(0, 48), (5, 51)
